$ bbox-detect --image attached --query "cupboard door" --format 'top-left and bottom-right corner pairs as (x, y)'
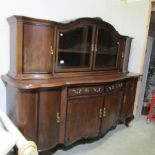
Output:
(56, 25), (95, 71)
(121, 79), (137, 123)
(101, 90), (123, 134)
(38, 89), (61, 150)
(6, 86), (38, 143)
(94, 27), (120, 69)
(23, 23), (54, 73)
(65, 96), (103, 144)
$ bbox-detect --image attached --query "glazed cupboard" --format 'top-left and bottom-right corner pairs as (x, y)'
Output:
(2, 16), (139, 151)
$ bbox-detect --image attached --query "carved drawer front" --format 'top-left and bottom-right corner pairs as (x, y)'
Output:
(68, 85), (104, 97)
(105, 82), (124, 93)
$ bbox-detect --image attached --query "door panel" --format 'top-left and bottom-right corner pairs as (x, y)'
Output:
(65, 96), (103, 144)
(121, 79), (137, 120)
(38, 89), (61, 150)
(101, 90), (123, 134)
(23, 23), (54, 73)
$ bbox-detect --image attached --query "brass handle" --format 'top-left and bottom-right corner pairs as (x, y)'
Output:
(103, 108), (106, 117)
(95, 44), (97, 52)
(57, 112), (60, 123)
(99, 108), (102, 118)
(122, 52), (124, 58)
(91, 44), (94, 52)
(124, 96), (126, 104)
(50, 45), (54, 55)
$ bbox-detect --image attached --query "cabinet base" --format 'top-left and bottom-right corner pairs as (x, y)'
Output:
(39, 120), (132, 154)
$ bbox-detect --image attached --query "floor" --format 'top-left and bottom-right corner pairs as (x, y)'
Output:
(52, 116), (155, 155)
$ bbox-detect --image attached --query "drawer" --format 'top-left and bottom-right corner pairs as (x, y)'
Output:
(105, 82), (124, 92)
(68, 85), (104, 97)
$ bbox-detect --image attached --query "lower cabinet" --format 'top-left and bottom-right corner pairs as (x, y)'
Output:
(65, 96), (103, 144)
(5, 77), (138, 151)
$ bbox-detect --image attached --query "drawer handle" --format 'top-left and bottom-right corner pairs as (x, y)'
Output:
(72, 89), (82, 94)
(93, 88), (101, 93)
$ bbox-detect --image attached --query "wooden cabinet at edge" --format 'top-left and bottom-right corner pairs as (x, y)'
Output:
(2, 16), (139, 151)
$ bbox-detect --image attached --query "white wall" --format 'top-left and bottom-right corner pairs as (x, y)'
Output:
(123, 0), (150, 73)
(0, 0), (150, 112)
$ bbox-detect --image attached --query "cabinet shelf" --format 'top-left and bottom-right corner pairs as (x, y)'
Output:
(59, 49), (90, 54)
(96, 47), (118, 55)
(96, 52), (117, 56)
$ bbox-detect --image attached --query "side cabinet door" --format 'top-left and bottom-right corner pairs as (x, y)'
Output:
(101, 90), (123, 134)
(38, 89), (61, 150)
(65, 96), (103, 145)
(120, 78), (138, 123)
(23, 23), (54, 74)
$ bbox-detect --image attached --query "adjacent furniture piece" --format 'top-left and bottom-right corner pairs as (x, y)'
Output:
(2, 16), (139, 151)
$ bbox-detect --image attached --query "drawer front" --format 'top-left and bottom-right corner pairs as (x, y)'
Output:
(68, 86), (104, 97)
(105, 82), (124, 93)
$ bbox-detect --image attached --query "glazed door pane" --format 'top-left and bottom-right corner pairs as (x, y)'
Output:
(56, 25), (93, 71)
(95, 28), (120, 69)
(65, 96), (103, 144)
(101, 90), (123, 134)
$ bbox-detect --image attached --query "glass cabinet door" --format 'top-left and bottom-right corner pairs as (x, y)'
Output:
(94, 28), (120, 69)
(56, 25), (94, 71)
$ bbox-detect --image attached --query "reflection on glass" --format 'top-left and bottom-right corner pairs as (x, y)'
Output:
(95, 28), (119, 68)
(57, 26), (92, 69)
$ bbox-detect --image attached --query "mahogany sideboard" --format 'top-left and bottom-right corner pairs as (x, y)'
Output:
(2, 16), (139, 151)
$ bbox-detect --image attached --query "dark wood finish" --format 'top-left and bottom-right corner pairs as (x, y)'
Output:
(6, 86), (38, 142)
(65, 96), (103, 144)
(120, 78), (138, 125)
(38, 89), (61, 150)
(101, 89), (123, 134)
(23, 23), (54, 74)
(2, 16), (140, 152)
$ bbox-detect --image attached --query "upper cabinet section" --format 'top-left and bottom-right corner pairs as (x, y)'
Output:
(7, 16), (131, 79)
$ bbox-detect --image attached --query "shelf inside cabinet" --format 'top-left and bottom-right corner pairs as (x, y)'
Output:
(58, 49), (90, 54)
